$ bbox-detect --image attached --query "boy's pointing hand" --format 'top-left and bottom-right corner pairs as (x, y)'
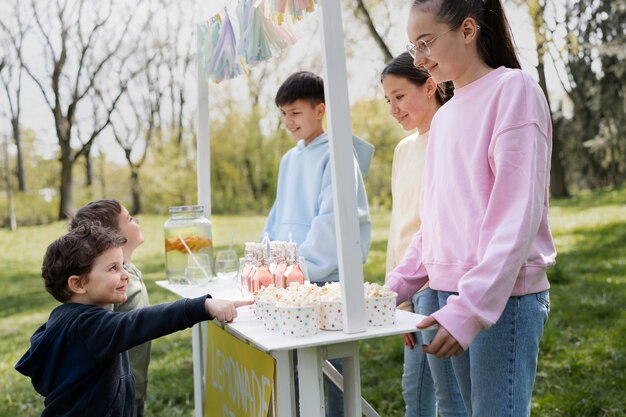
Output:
(205, 299), (253, 323)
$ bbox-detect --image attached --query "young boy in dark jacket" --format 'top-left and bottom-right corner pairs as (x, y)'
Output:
(15, 223), (249, 417)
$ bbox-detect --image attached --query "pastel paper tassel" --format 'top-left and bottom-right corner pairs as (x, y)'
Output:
(197, 16), (222, 80)
(239, 0), (297, 65)
(209, 11), (241, 82)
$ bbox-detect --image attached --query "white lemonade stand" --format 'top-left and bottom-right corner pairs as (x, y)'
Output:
(157, 1), (429, 416)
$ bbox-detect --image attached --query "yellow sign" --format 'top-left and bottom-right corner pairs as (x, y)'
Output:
(205, 321), (275, 417)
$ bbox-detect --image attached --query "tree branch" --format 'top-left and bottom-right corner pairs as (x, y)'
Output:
(354, 0), (393, 62)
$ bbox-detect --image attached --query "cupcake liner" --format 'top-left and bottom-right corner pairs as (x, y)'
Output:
(318, 300), (343, 331)
(365, 294), (396, 326)
(258, 299), (280, 331)
(277, 304), (318, 337)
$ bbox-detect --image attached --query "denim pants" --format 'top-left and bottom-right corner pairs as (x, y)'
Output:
(403, 288), (467, 417)
(439, 290), (550, 417)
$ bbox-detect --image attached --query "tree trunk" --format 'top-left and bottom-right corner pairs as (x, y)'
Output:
(354, 0), (393, 62)
(130, 167), (141, 214)
(58, 148), (74, 220)
(2, 136), (17, 231)
(536, 60), (569, 198)
(526, 0), (570, 198)
(98, 149), (106, 198)
(84, 142), (93, 187)
(11, 118), (26, 192)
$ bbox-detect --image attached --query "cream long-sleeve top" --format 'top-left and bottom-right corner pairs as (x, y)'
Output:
(386, 67), (556, 349)
(386, 131), (429, 275)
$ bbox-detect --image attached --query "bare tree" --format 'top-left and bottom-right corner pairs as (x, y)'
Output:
(521, 0), (570, 197)
(0, 1), (31, 192)
(160, 6), (195, 147)
(20, 0), (153, 219)
(1, 132), (17, 230)
(352, 0), (393, 62)
(111, 53), (162, 215)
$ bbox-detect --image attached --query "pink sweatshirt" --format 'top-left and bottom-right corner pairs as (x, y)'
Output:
(386, 67), (556, 349)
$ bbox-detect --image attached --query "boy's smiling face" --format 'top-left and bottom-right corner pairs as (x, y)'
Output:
(70, 247), (129, 307)
(279, 99), (325, 145)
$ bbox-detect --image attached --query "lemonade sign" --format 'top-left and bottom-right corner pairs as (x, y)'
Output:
(205, 322), (275, 417)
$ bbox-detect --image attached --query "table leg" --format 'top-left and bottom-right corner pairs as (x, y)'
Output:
(340, 343), (361, 417)
(192, 322), (206, 417)
(297, 347), (325, 417)
(326, 342), (362, 417)
(272, 350), (296, 417)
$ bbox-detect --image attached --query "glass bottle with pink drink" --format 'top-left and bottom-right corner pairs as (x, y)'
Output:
(273, 242), (288, 288)
(285, 242), (305, 286)
(252, 243), (274, 291)
(239, 242), (256, 296)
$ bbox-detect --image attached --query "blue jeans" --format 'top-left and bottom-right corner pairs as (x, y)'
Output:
(439, 290), (550, 417)
(403, 288), (467, 417)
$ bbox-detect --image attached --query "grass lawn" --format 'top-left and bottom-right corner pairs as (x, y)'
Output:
(1, 188), (625, 416)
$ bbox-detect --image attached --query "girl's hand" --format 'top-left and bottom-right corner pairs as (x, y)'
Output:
(206, 299), (253, 323)
(417, 316), (464, 358)
(403, 332), (416, 349)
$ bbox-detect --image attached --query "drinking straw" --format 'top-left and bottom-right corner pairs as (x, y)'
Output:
(178, 235), (212, 281)
(229, 233), (235, 252)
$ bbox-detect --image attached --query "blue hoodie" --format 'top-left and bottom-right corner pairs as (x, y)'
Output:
(15, 296), (211, 417)
(262, 133), (373, 283)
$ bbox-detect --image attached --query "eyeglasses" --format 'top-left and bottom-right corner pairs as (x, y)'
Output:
(406, 27), (456, 59)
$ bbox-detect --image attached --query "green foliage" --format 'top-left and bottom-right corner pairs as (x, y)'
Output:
(141, 136), (199, 214)
(0, 192), (58, 227)
(209, 109), (288, 215)
(351, 98), (406, 210)
(1, 188), (625, 416)
(556, 0), (626, 190)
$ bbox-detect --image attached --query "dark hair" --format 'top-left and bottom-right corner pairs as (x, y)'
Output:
(42, 223), (127, 302)
(70, 199), (122, 231)
(275, 71), (325, 107)
(412, 0), (521, 69)
(381, 52), (454, 106)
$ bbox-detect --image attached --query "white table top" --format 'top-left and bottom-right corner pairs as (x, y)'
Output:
(226, 307), (428, 351)
(156, 280), (431, 352)
(156, 279), (243, 300)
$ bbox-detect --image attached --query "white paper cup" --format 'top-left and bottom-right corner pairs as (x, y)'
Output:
(365, 294), (397, 326)
(318, 300), (343, 331)
(253, 294), (264, 320)
(277, 303), (319, 337)
(258, 300), (280, 331)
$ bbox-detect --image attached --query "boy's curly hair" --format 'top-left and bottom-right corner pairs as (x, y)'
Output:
(42, 223), (127, 303)
(70, 199), (122, 231)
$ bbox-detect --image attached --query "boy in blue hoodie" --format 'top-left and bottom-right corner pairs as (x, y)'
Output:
(262, 71), (373, 417)
(15, 223), (250, 417)
(262, 70), (373, 284)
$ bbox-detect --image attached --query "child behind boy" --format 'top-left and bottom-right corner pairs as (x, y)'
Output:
(69, 199), (149, 417)
(15, 223), (249, 417)
(262, 70), (373, 284)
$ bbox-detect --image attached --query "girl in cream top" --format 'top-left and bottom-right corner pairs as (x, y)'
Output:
(386, 131), (429, 274)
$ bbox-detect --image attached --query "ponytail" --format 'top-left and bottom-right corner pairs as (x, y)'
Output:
(412, 0), (521, 69)
(479, 0), (521, 69)
(381, 52), (454, 106)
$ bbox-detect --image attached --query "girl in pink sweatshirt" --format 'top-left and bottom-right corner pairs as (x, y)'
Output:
(387, 1), (556, 415)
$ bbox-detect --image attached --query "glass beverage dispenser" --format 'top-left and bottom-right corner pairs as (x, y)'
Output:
(164, 205), (214, 283)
